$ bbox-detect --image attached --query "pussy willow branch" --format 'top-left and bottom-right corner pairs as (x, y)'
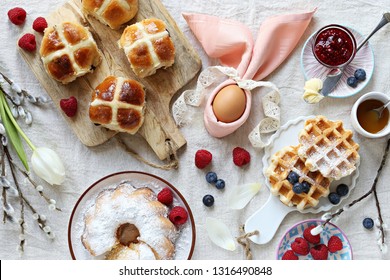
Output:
(323, 138), (390, 244)
(6, 146), (26, 252)
(1, 145), (7, 223)
(4, 147), (50, 235)
(0, 71), (29, 98)
(8, 156), (62, 211)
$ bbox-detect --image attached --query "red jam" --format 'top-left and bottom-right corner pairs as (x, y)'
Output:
(313, 26), (355, 67)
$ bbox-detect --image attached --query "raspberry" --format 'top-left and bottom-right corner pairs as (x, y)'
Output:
(310, 244), (329, 260)
(8, 7), (27, 25)
(232, 147), (250, 167)
(157, 187), (173, 206)
(291, 237), (309, 255)
(281, 250), (299, 260)
(33, 17), (48, 33)
(168, 206), (188, 225)
(328, 236), (343, 253)
(303, 225), (321, 244)
(195, 149), (212, 169)
(60, 96), (78, 117)
(18, 33), (36, 52)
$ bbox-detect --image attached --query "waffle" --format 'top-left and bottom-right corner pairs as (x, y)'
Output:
(298, 115), (360, 180)
(266, 145), (331, 211)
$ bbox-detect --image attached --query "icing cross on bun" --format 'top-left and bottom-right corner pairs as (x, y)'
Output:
(81, 182), (178, 259)
(82, 0), (139, 30)
(89, 76), (145, 134)
(118, 18), (175, 78)
(40, 22), (102, 84)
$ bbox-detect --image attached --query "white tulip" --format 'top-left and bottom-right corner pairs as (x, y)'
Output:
(31, 147), (65, 185)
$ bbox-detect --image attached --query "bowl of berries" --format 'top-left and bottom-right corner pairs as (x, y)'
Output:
(277, 219), (353, 260)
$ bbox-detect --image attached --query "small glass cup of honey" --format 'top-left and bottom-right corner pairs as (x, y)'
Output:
(351, 92), (390, 138)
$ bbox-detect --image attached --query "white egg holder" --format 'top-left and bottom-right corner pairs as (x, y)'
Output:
(244, 115), (360, 244)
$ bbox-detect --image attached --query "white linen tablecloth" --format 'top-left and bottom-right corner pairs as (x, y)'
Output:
(0, 0), (389, 260)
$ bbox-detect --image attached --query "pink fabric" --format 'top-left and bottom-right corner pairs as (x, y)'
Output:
(182, 13), (254, 77)
(183, 10), (316, 137)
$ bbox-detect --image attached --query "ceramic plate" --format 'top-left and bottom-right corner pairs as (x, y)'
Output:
(276, 219), (353, 260)
(301, 26), (374, 98)
(68, 171), (196, 260)
(262, 115), (360, 214)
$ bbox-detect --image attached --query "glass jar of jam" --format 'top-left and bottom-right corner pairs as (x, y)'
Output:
(312, 24), (357, 68)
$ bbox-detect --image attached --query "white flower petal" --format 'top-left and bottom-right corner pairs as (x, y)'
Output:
(206, 217), (236, 251)
(227, 183), (261, 209)
(31, 147), (65, 185)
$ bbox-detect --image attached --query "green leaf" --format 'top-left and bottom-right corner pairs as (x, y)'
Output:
(0, 91), (29, 171)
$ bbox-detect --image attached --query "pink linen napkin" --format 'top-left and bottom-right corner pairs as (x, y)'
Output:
(183, 10), (316, 138)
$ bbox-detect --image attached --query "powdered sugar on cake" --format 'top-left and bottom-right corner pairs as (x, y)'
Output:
(81, 181), (179, 259)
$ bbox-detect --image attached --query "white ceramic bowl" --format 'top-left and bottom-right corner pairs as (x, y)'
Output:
(350, 92), (390, 138)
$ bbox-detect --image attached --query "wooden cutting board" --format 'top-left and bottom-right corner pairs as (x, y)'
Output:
(19, 0), (201, 160)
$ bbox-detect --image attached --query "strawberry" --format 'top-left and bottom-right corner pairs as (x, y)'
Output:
(157, 187), (173, 206)
(328, 236), (343, 253)
(303, 225), (321, 244)
(195, 149), (212, 169)
(282, 250), (299, 260)
(310, 244), (329, 260)
(60, 96), (78, 117)
(232, 147), (250, 167)
(8, 7), (27, 25)
(291, 237), (309, 255)
(168, 206), (188, 225)
(33, 17), (48, 33)
(18, 34), (36, 52)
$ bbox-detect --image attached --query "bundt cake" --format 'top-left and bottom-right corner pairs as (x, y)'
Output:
(105, 243), (156, 260)
(81, 182), (178, 259)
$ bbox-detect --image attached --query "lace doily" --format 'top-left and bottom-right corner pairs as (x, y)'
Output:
(172, 66), (280, 148)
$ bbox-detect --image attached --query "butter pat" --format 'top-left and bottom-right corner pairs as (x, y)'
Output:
(303, 78), (324, 104)
(303, 90), (324, 104)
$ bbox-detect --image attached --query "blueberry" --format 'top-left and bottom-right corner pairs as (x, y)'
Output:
(328, 192), (341, 204)
(347, 76), (358, 88)
(293, 183), (304, 194)
(206, 172), (218, 183)
(302, 181), (311, 193)
(215, 179), (225, 190)
(354, 69), (366, 81)
(363, 217), (374, 230)
(336, 184), (349, 197)
(203, 194), (214, 207)
(287, 171), (300, 184)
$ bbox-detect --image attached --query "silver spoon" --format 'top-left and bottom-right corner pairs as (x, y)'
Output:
(372, 99), (390, 118)
(320, 12), (390, 97)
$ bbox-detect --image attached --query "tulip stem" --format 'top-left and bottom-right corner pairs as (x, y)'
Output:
(0, 93), (36, 151)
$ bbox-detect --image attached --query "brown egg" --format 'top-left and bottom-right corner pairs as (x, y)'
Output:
(212, 85), (246, 123)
